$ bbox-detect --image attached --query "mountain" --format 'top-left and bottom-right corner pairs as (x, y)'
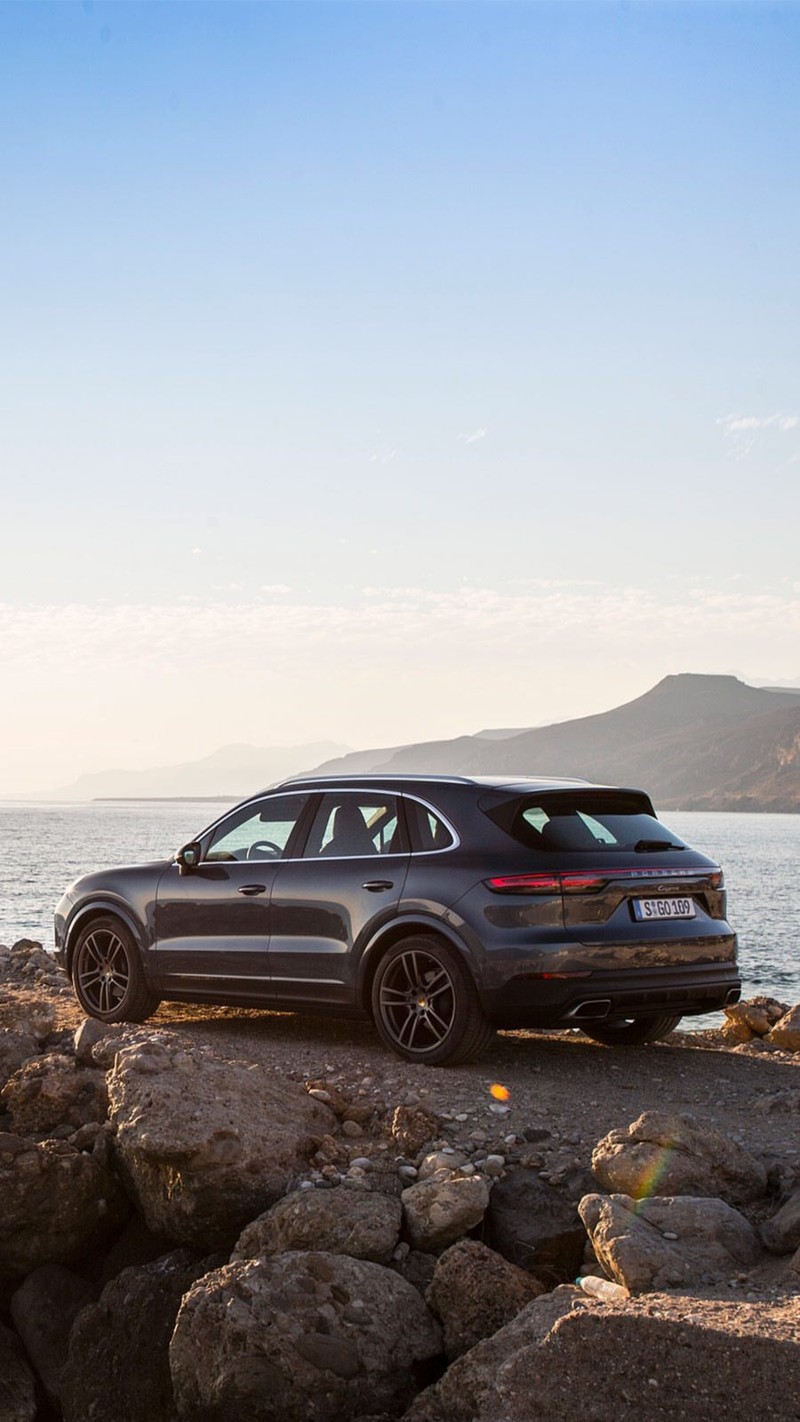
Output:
(304, 675), (800, 811)
(52, 742), (350, 801)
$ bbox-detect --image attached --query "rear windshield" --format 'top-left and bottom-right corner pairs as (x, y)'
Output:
(483, 792), (687, 854)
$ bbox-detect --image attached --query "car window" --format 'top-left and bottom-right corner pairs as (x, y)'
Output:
(302, 794), (405, 859)
(205, 794), (309, 862)
(513, 799), (687, 852)
(405, 798), (455, 852)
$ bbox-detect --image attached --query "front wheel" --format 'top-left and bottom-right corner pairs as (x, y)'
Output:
(371, 936), (494, 1066)
(72, 915), (161, 1023)
(579, 1013), (682, 1047)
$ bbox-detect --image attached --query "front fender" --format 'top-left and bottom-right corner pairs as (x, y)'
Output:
(63, 897), (149, 974)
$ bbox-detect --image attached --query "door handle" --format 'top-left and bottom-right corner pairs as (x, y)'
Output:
(362, 880), (394, 892)
(238, 884), (267, 896)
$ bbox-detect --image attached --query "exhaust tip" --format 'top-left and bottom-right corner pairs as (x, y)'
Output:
(566, 999), (612, 1021)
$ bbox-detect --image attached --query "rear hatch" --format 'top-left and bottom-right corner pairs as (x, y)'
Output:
(480, 787), (733, 968)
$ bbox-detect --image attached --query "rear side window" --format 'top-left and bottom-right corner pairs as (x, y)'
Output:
(405, 799), (456, 853)
(484, 793), (687, 854)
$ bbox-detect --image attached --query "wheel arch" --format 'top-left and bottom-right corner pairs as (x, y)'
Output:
(64, 900), (147, 977)
(357, 916), (479, 1014)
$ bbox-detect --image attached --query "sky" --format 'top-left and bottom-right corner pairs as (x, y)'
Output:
(1, 0), (799, 792)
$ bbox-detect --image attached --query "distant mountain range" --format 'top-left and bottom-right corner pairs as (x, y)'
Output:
(48, 674), (800, 811)
(53, 742), (350, 802)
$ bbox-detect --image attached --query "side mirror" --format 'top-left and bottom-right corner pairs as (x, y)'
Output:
(176, 842), (202, 875)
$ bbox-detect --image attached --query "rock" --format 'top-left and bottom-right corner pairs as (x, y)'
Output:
(60, 1251), (209, 1422)
(483, 1167), (586, 1283)
(232, 1188), (402, 1265)
(767, 1005), (800, 1052)
(724, 997), (788, 1037)
(0, 1321), (37, 1422)
(578, 1192), (761, 1292)
(0, 990), (56, 1042)
(10, 1265), (95, 1406)
(106, 1034), (336, 1248)
(417, 1150), (468, 1181)
(74, 1017), (125, 1064)
(760, 1187), (800, 1254)
(402, 1287), (582, 1422)
(1, 1052), (108, 1135)
(717, 1017), (755, 1045)
(0, 1030), (39, 1088)
(0, 1134), (127, 1281)
(591, 1111), (768, 1204)
(391, 1105), (442, 1157)
(426, 1239), (545, 1360)
(392, 1249), (437, 1295)
(401, 1175), (491, 1252)
(791, 1244), (800, 1276)
(169, 1251), (443, 1422)
(406, 1295), (800, 1422)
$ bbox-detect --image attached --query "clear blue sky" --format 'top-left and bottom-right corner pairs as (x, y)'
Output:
(1, 1), (798, 790)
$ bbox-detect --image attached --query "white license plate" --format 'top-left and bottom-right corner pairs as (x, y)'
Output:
(633, 897), (696, 922)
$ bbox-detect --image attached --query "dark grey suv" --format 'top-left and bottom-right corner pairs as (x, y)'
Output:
(53, 774), (740, 1065)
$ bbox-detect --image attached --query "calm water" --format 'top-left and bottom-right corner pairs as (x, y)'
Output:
(0, 802), (797, 1019)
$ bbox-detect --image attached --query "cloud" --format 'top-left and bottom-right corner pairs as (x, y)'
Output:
(367, 446), (397, 466)
(717, 413), (799, 457)
(458, 427), (487, 444)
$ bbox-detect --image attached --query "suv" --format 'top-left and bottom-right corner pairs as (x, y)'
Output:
(54, 774), (740, 1065)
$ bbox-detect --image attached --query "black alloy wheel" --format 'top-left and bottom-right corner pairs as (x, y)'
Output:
(579, 1012), (683, 1047)
(371, 935), (494, 1066)
(72, 915), (160, 1023)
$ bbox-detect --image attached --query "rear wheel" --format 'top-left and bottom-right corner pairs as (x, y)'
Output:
(72, 915), (160, 1023)
(579, 1013), (682, 1047)
(371, 936), (494, 1066)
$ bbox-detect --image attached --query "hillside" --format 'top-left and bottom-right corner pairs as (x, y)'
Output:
(308, 675), (800, 811)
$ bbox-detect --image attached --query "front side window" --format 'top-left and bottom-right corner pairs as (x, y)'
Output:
(302, 794), (405, 859)
(205, 794), (309, 862)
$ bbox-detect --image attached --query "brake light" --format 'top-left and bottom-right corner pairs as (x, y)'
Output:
(486, 866), (723, 894)
(487, 874), (562, 894)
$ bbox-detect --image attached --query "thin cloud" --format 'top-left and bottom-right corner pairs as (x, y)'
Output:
(458, 427), (487, 444)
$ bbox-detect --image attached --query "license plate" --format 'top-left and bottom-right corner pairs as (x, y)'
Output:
(633, 897), (696, 922)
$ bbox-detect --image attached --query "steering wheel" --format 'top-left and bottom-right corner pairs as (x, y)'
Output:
(246, 840), (282, 861)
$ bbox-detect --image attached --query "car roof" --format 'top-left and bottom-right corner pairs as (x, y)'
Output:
(271, 773), (597, 794)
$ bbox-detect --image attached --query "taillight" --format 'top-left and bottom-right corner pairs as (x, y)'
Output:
(487, 866), (723, 894)
(486, 874), (562, 894)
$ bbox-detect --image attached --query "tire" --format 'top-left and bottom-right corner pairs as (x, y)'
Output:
(371, 935), (494, 1066)
(71, 915), (161, 1024)
(579, 1013), (682, 1047)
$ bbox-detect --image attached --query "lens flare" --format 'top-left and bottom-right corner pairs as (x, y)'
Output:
(489, 1083), (510, 1102)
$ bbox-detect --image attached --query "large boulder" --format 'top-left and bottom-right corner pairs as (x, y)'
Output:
(0, 1134), (127, 1281)
(406, 1296), (800, 1422)
(169, 1251), (443, 1422)
(10, 1265), (95, 1407)
(426, 1239), (544, 1360)
(483, 1167), (586, 1283)
(761, 1187), (800, 1255)
(0, 1322), (37, 1422)
(591, 1112), (768, 1204)
(767, 1005), (800, 1052)
(578, 1192), (761, 1292)
(403, 1287), (582, 1422)
(401, 1175), (491, 1253)
(106, 1034), (336, 1248)
(60, 1251), (210, 1422)
(232, 1188), (402, 1265)
(1, 1052), (108, 1135)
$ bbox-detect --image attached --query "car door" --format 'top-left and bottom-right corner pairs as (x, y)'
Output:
(268, 790), (410, 1005)
(153, 791), (313, 998)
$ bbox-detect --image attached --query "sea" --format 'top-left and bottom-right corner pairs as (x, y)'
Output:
(0, 802), (797, 1025)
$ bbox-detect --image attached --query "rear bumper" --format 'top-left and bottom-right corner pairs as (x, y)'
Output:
(480, 960), (741, 1028)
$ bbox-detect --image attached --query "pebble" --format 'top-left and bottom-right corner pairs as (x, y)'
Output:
(307, 1088), (332, 1103)
(342, 1120), (363, 1138)
(483, 1154), (505, 1176)
(662, 1231), (679, 1241)
(349, 1157), (371, 1170)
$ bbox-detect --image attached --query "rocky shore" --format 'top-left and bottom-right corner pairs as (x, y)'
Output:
(1, 938), (799, 1421)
